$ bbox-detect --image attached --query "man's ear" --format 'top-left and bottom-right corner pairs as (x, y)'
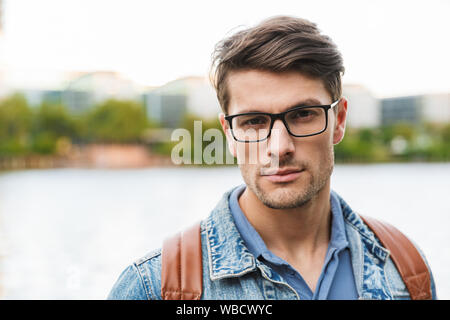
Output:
(333, 97), (348, 145)
(219, 113), (237, 157)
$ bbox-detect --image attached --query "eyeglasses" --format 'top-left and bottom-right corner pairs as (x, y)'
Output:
(225, 99), (340, 142)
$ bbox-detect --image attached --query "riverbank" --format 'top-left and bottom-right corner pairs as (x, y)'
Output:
(0, 144), (174, 170)
(1, 143), (449, 171)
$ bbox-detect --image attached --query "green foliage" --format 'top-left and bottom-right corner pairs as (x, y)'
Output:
(83, 99), (150, 143)
(32, 131), (58, 154)
(33, 102), (76, 135)
(0, 93), (33, 155)
(30, 101), (80, 154)
(0, 94), (154, 157)
(335, 128), (389, 163)
(151, 141), (179, 156)
(441, 123), (450, 142)
(0, 92), (448, 164)
(335, 122), (449, 163)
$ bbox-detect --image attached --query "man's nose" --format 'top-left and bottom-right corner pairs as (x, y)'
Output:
(267, 119), (295, 160)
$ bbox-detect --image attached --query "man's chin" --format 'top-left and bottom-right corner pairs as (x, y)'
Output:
(254, 179), (311, 209)
(260, 192), (312, 210)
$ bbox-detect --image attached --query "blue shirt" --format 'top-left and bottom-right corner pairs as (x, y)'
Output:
(229, 184), (358, 300)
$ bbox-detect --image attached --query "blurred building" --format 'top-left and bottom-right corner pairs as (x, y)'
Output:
(422, 93), (450, 124)
(144, 76), (220, 128)
(14, 71), (141, 112)
(145, 93), (187, 128)
(381, 95), (422, 126)
(17, 89), (65, 106)
(343, 84), (381, 128)
(62, 71), (141, 113)
(381, 93), (450, 126)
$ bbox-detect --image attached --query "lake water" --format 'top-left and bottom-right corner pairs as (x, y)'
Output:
(0, 163), (449, 299)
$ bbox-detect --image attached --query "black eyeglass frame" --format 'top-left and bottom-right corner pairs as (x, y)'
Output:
(225, 99), (340, 143)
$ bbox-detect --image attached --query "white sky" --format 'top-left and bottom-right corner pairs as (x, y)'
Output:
(1, 0), (449, 97)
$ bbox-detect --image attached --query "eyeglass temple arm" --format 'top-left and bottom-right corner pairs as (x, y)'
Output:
(330, 99), (340, 109)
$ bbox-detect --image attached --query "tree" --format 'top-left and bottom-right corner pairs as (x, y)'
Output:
(0, 93), (33, 156)
(31, 101), (80, 154)
(83, 99), (149, 143)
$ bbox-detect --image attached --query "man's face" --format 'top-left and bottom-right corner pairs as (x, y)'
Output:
(220, 70), (347, 209)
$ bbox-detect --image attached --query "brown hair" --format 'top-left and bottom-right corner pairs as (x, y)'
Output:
(210, 16), (345, 114)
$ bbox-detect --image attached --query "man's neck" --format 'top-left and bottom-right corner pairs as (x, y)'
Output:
(238, 182), (332, 259)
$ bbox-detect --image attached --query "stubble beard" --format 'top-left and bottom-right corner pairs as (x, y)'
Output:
(240, 149), (335, 210)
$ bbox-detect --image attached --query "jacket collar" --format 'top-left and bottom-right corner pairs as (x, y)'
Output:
(335, 192), (390, 262)
(333, 192), (392, 299)
(204, 188), (257, 280)
(204, 186), (390, 281)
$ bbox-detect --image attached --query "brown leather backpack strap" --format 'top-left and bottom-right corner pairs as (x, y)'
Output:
(161, 221), (203, 300)
(360, 215), (432, 300)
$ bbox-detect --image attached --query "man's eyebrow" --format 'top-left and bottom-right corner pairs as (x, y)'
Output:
(234, 98), (324, 114)
(285, 98), (324, 111)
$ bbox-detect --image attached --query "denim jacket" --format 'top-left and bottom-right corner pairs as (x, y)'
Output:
(108, 187), (437, 300)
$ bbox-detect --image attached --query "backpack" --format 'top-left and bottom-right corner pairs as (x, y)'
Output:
(160, 214), (432, 300)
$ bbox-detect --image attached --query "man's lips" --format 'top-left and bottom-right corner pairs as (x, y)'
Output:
(261, 168), (304, 183)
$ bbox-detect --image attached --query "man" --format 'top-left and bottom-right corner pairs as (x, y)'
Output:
(108, 16), (437, 300)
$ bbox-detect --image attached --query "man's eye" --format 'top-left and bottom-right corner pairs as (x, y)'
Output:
(239, 116), (268, 126)
(294, 110), (312, 118)
(246, 117), (267, 125)
(290, 109), (318, 120)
